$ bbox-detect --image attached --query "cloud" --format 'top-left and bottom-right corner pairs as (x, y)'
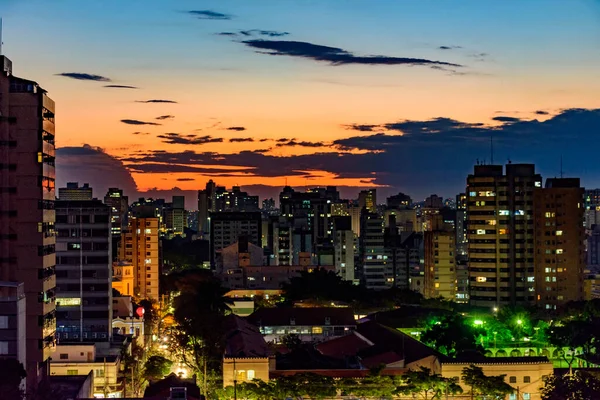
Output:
(259, 138), (270, 142)
(156, 115), (175, 120)
(56, 145), (138, 198)
(121, 119), (161, 126)
(344, 124), (379, 132)
(176, 178), (195, 182)
(438, 45), (462, 50)
(229, 138), (254, 143)
(276, 139), (326, 148)
(535, 110), (549, 115)
(104, 85), (138, 89)
(218, 29), (289, 38)
(188, 10), (232, 20)
(136, 99), (178, 104)
(132, 132), (151, 135)
(492, 116), (521, 123)
(241, 40), (462, 68)
(55, 72), (111, 82)
(157, 133), (224, 145)
(120, 108), (600, 200)
(226, 126), (246, 131)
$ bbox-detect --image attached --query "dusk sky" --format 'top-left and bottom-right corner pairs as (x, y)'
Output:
(2, 0), (600, 206)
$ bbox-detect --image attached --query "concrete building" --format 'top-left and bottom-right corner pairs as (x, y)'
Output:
(333, 216), (355, 282)
(50, 342), (125, 398)
(440, 356), (553, 400)
(55, 200), (113, 342)
(533, 178), (585, 309)
(111, 261), (134, 297)
(120, 218), (160, 300)
(0, 55), (57, 386)
(163, 196), (187, 237)
(58, 182), (93, 201)
(358, 189), (377, 213)
(386, 192), (412, 208)
(360, 212), (386, 289)
(103, 188), (128, 237)
(467, 164), (541, 308)
(209, 211), (262, 268)
(0, 281), (27, 390)
(424, 220), (456, 300)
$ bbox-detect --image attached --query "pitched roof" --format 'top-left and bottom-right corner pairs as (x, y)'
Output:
(248, 307), (356, 327)
(356, 320), (445, 364)
(143, 373), (202, 399)
(315, 331), (372, 359)
(223, 315), (269, 358)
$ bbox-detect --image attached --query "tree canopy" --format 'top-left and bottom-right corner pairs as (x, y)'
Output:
(461, 365), (513, 399)
(541, 371), (600, 400)
(143, 356), (173, 381)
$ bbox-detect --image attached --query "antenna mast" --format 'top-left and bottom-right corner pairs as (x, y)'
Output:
(560, 155), (563, 178)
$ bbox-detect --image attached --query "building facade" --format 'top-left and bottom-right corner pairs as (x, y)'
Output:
(0, 55), (57, 386)
(120, 218), (160, 299)
(533, 178), (585, 309)
(210, 212), (262, 268)
(466, 164), (541, 308)
(424, 228), (456, 300)
(58, 182), (93, 201)
(55, 200), (113, 342)
(103, 188), (128, 237)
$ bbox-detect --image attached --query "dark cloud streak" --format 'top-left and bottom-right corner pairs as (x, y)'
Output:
(56, 73), (111, 82)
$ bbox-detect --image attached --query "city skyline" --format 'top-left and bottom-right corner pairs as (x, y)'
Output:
(1, 0), (600, 204)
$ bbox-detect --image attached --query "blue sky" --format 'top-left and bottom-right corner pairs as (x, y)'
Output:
(1, 0), (600, 204)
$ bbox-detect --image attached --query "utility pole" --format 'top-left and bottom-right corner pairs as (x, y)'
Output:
(233, 359), (237, 400)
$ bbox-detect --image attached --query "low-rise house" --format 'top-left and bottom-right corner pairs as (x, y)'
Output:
(50, 339), (129, 397)
(440, 354), (554, 400)
(222, 315), (270, 387)
(248, 307), (356, 342)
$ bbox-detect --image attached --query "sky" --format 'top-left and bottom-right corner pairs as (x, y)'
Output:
(1, 0), (600, 207)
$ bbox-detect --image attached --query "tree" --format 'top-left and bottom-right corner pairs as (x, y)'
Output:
(400, 366), (462, 399)
(0, 358), (26, 399)
(541, 371), (600, 400)
(461, 365), (513, 400)
(281, 333), (302, 351)
(143, 355), (173, 380)
(548, 320), (597, 369)
(172, 276), (232, 396)
(421, 315), (483, 357)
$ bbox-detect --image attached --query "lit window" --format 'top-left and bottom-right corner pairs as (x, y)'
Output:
(499, 210), (510, 216)
(145, 229), (152, 234)
(247, 370), (255, 380)
(535, 181), (542, 188)
(545, 268), (551, 273)
(515, 210), (525, 216)
(487, 220), (497, 226)
(556, 249), (563, 254)
(527, 277), (535, 282)
(58, 298), (81, 306)
(145, 259), (152, 264)
(312, 326), (323, 334)
(476, 229), (486, 235)
(435, 283), (440, 288)
(545, 212), (556, 218)
(469, 191), (477, 197)
(476, 277), (487, 283)
(556, 230), (563, 236)
(499, 229), (507, 235)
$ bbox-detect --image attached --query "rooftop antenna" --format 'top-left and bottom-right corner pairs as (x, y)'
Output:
(560, 155), (563, 178)
(490, 133), (494, 164)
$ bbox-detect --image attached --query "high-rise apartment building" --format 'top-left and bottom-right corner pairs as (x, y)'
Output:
(333, 216), (355, 282)
(209, 212), (262, 268)
(360, 213), (386, 289)
(55, 200), (112, 341)
(58, 182), (93, 201)
(103, 188), (128, 237)
(424, 218), (456, 300)
(358, 189), (377, 213)
(387, 192), (412, 208)
(466, 164), (541, 307)
(120, 218), (160, 299)
(0, 55), (57, 386)
(533, 178), (585, 309)
(164, 195), (187, 236)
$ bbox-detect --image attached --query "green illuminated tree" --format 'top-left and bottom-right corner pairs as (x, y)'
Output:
(143, 355), (173, 381)
(461, 365), (513, 399)
(421, 315), (483, 357)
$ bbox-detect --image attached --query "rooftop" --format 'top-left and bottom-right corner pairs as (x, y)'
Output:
(248, 307), (356, 327)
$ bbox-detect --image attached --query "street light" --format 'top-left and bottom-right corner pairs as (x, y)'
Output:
(517, 319), (523, 325)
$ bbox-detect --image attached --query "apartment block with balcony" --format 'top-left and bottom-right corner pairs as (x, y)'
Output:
(55, 200), (113, 342)
(466, 164), (541, 308)
(120, 218), (160, 299)
(0, 55), (57, 386)
(533, 178), (585, 309)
